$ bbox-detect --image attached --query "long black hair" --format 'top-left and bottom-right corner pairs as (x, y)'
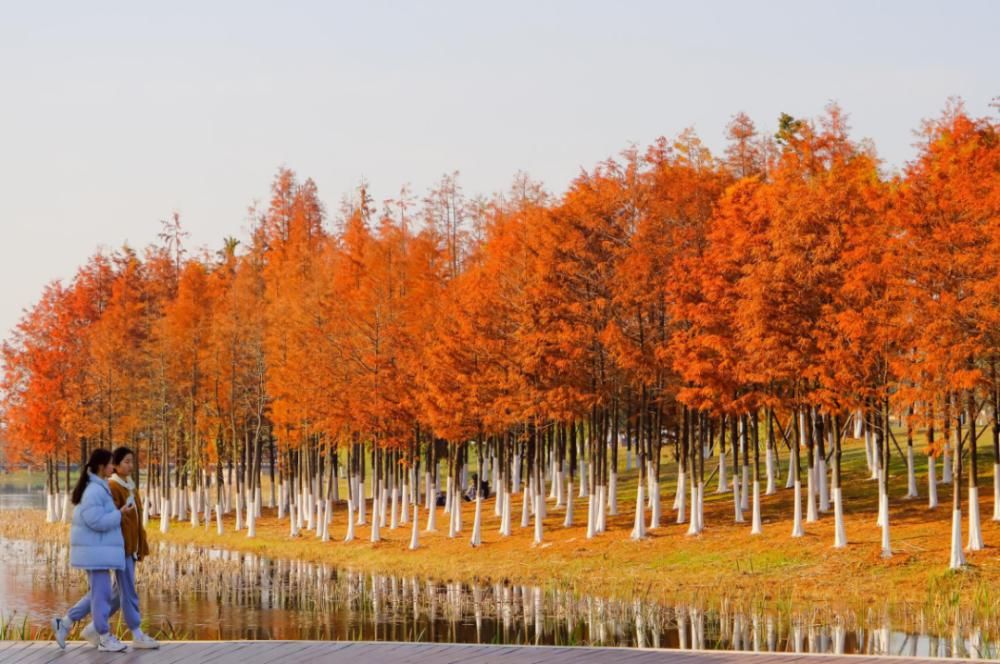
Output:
(71, 448), (113, 505)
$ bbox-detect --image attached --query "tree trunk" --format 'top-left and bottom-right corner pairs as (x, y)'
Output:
(967, 390), (984, 551)
(950, 394), (965, 568)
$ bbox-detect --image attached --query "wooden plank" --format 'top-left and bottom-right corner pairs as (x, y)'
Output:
(0, 640), (967, 664)
(4, 641), (47, 664)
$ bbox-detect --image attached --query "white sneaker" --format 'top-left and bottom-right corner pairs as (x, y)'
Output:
(81, 622), (100, 647)
(131, 630), (160, 649)
(51, 617), (71, 650)
(98, 633), (128, 653)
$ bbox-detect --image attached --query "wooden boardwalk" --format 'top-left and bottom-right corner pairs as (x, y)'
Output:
(0, 641), (956, 664)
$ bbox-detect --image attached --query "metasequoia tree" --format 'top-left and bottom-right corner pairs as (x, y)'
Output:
(3, 103), (999, 570)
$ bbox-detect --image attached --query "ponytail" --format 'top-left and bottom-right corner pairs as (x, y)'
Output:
(71, 448), (112, 505)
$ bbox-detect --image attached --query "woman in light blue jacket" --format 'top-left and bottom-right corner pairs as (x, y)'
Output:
(51, 448), (132, 653)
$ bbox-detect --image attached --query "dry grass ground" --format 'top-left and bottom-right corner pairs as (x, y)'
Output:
(2, 435), (999, 630)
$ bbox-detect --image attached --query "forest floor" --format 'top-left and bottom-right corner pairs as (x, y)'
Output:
(2, 436), (1000, 632)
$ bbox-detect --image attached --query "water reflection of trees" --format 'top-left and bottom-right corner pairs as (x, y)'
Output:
(7, 539), (995, 659)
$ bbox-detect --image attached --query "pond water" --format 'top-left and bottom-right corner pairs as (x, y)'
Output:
(0, 496), (994, 658)
(0, 483), (45, 510)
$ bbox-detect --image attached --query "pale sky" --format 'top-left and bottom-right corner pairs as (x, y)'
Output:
(1, 1), (997, 340)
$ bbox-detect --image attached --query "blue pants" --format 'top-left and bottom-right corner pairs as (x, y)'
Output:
(67, 558), (141, 634)
(67, 569), (114, 635)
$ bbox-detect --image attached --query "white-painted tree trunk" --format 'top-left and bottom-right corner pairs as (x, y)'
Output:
(586, 492), (596, 539)
(733, 470), (744, 523)
(493, 474), (503, 517)
(443, 475), (452, 515)
(452, 487), (463, 533)
(578, 460), (588, 497)
(596, 485), (607, 533)
(879, 491), (891, 558)
(500, 488), (512, 536)
(344, 499), (355, 542)
(398, 502), (414, 551)
(520, 482), (531, 528)
(400, 481), (410, 525)
(45, 493), (55, 523)
(716, 452), (728, 493)
(870, 440), (881, 482)
(379, 481), (388, 527)
(321, 498), (331, 541)
(160, 497), (170, 534)
(928, 455), (938, 508)
(246, 489), (256, 529)
(876, 473), (885, 527)
(470, 494), (483, 547)
(646, 462), (655, 509)
(833, 487), (846, 548)
(697, 483), (704, 531)
(673, 469), (686, 511)
(806, 464), (818, 523)
(785, 452), (795, 489)
(425, 494), (437, 532)
(751, 481), (762, 535)
(631, 483), (646, 540)
(818, 459), (830, 512)
(215, 501), (223, 535)
(288, 502), (298, 537)
(538, 479), (547, 520)
(905, 447), (918, 499)
(512, 453), (521, 493)
(203, 487), (212, 526)
(949, 507), (965, 569)
(765, 447), (776, 495)
(993, 464), (1000, 521)
(177, 482), (186, 521)
(356, 477), (367, 525)
(648, 480), (661, 529)
(686, 477), (700, 535)
(740, 466), (750, 512)
(864, 430), (874, 472)
(942, 443), (953, 484)
(967, 486), (984, 551)
(564, 481), (574, 527)
(246, 495), (256, 538)
(533, 488), (544, 544)
(675, 470), (687, 524)
(608, 471), (618, 515)
(390, 486), (399, 529)
(791, 480), (804, 537)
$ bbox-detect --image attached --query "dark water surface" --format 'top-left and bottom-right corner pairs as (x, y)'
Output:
(0, 496), (994, 658)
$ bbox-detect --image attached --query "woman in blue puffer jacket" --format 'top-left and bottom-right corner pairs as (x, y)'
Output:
(51, 448), (132, 653)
